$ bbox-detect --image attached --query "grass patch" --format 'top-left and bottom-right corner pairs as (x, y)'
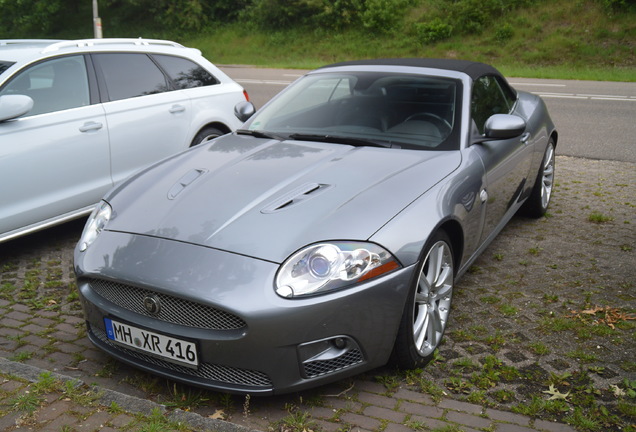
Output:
(133, 407), (190, 432)
(563, 408), (602, 431)
(588, 212), (614, 223)
(403, 368), (446, 401)
(566, 350), (600, 364)
(540, 315), (578, 333)
(512, 395), (570, 417)
(32, 372), (60, 394)
(276, 405), (317, 432)
(480, 295), (501, 304)
(498, 304), (519, 316)
(163, 383), (210, 410)
(9, 392), (43, 415)
(375, 373), (401, 392)
(529, 341), (551, 356)
(10, 351), (34, 362)
(62, 379), (100, 406)
(491, 389), (516, 403)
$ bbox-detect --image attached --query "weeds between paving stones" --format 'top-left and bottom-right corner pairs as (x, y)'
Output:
(1, 371), (194, 431)
(0, 157), (634, 431)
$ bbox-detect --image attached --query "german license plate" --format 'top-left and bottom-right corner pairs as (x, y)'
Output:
(104, 318), (198, 368)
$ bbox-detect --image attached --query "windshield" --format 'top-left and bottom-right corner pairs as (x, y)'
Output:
(0, 61), (15, 77)
(245, 71), (462, 150)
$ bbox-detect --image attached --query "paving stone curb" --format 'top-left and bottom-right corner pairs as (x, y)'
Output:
(0, 358), (259, 432)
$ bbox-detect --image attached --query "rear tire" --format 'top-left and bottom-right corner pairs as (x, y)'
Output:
(522, 138), (555, 218)
(190, 127), (224, 147)
(392, 231), (454, 369)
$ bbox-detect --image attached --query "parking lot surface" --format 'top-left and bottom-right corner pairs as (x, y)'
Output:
(0, 155), (634, 431)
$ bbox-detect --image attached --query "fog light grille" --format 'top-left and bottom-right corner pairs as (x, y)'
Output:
(87, 278), (246, 330)
(303, 349), (363, 378)
(91, 324), (272, 388)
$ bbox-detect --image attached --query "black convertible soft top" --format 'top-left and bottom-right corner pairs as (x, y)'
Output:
(321, 58), (502, 81)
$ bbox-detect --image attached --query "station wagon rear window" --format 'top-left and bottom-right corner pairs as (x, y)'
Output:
(152, 55), (219, 89)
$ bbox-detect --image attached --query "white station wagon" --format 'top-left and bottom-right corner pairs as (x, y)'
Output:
(0, 38), (248, 243)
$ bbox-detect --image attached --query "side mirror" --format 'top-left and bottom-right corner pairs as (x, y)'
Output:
(0, 94), (34, 122)
(234, 101), (256, 122)
(483, 114), (526, 140)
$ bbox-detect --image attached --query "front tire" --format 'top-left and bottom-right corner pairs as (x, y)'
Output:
(522, 138), (555, 218)
(392, 231), (454, 369)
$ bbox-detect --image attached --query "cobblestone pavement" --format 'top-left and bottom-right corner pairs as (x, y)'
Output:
(0, 156), (634, 432)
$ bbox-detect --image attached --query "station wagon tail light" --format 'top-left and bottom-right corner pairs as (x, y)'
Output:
(275, 242), (400, 298)
(78, 201), (112, 252)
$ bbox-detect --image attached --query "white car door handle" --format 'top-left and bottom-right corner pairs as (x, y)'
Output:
(79, 121), (103, 132)
(169, 104), (186, 114)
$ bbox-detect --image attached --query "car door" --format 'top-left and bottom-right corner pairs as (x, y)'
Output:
(91, 53), (192, 185)
(0, 54), (111, 239)
(470, 75), (533, 242)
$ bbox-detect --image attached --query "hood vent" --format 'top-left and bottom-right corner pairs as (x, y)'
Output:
(261, 183), (332, 214)
(167, 168), (208, 200)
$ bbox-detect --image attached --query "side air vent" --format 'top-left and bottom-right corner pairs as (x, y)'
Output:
(303, 348), (363, 378)
(261, 183), (332, 214)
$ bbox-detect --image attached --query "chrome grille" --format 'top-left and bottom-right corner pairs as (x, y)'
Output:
(88, 278), (246, 330)
(91, 324), (272, 388)
(303, 349), (364, 378)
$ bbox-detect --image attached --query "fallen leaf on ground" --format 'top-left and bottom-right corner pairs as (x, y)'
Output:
(209, 410), (225, 420)
(610, 385), (626, 397)
(543, 384), (570, 400)
(569, 306), (636, 329)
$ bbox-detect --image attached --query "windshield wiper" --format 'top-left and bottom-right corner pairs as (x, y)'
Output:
(236, 129), (285, 140)
(288, 133), (397, 149)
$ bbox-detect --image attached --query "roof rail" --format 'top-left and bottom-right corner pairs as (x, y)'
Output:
(41, 38), (185, 53)
(0, 39), (63, 46)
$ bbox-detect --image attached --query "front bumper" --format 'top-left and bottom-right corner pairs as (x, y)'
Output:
(75, 230), (413, 395)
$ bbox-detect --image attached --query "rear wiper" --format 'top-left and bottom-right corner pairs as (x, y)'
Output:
(289, 133), (397, 149)
(236, 129), (284, 140)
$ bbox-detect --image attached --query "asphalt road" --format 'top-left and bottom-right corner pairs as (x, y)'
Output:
(220, 66), (636, 163)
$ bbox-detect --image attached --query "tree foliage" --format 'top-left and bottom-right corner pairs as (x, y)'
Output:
(0, 0), (632, 39)
(0, 0), (416, 38)
(436, 0), (538, 36)
(242, 0), (414, 33)
(0, 0), (67, 37)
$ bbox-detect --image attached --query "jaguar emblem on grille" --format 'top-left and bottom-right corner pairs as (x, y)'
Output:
(143, 295), (161, 315)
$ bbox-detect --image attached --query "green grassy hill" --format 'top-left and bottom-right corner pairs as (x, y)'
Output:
(182, 0), (634, 81)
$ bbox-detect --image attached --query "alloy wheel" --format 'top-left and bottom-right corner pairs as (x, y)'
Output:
(412, 240), (454, 357)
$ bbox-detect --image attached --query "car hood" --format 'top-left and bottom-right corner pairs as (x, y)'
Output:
(105, 134), (461, 263)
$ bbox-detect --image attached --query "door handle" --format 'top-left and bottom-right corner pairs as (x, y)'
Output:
(520, 132), (531, 145)
(169, 104), (186, 114)
(79, 121), (103, 132)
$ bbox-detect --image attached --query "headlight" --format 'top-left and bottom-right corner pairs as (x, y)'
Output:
(275, 241), (400, 298)
(78, 201), (112, 252)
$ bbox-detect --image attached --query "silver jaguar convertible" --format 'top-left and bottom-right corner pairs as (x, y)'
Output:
(75, 59), (557, 395)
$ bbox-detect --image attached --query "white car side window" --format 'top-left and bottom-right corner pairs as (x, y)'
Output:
(0, 55), (89, 117)
(93, 53), (169, 101)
